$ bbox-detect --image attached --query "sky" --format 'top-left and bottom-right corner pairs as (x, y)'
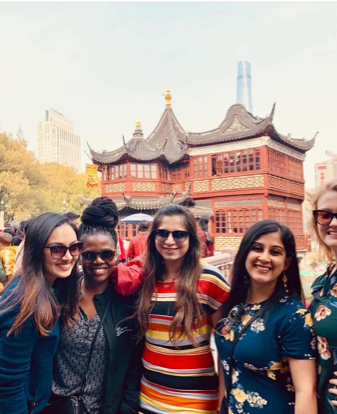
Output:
(0, 2), (336, 188)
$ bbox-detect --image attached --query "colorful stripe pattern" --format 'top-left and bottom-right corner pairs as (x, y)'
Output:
(139, 263), (230, 414)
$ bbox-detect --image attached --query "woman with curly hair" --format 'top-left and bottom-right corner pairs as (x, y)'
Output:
(50, 197), (143, 414)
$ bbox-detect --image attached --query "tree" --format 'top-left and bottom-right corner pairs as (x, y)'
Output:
(0, 133), (100, 222)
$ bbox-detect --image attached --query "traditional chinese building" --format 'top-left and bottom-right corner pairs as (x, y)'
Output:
(89, 89), (315, 249)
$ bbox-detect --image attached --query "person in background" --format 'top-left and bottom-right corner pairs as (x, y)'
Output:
(0, 232), (18, 287)
(51, 197), (142, 414)
(199, 215), (215, 257)
(63, 211), (80, 228)
(215, 220), (317, 414)
(308, 180), (337, 413)
(127, 220), (150, 261)
(137, 204), (230, 414)
(13, 218), (33, 274)
(197, 217), (208, 258)
(0, 212), (81, 413)
(118, 235), (126, 263)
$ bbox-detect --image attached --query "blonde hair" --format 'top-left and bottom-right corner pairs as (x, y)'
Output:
(310, 180), (337, 262)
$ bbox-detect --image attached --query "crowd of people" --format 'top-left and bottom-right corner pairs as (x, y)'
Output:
(1, 180), (337, 413)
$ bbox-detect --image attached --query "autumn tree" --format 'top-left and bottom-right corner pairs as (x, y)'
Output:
(0, 133), (100, 223)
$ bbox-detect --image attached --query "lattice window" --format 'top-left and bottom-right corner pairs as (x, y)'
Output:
(193, 156), (208, 177)
(211, 149), (261, 176)
(215, 207), (263, 234)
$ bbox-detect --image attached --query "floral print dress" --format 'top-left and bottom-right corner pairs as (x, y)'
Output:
(309, 265), (337, 413)
(215, 297), (316, 414)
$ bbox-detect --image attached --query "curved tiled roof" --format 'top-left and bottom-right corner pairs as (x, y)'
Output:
(89, 100), (315, 164)
(90, 107), (188, 165)
(187, 104), (315, 153)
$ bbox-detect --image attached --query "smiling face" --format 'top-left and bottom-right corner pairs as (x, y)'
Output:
(316, 190), (337, 257)
(155, 215), (190, 268)
(43, 223), (79, 285)
(81, 233), (117, 286)
(245, 231), (289, 295)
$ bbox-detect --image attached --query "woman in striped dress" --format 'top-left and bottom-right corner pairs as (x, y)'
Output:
(137, 205), (230, 414)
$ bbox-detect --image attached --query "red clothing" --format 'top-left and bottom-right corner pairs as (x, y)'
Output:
(118, 236), (126, 261)
(111, 256), (144, 296)
(198, 228), (207, 258)
(127, 233), (148, 260)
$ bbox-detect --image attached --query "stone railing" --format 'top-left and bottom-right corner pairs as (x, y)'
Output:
(204, 253), (234, 284)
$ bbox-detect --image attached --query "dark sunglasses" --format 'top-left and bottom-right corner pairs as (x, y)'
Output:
(45, 242), (83, 259)
(313, 210), (337, 226)
(81, 249), (116, 262)
(214, 304), (248, 337)
(153, 229), (189, 243)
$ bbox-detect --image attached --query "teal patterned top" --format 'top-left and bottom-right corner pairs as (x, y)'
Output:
(215, 296), (316, 414)
(309, 265), (337, 414)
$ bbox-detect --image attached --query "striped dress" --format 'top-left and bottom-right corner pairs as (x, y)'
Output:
(139, 262), (230, 414)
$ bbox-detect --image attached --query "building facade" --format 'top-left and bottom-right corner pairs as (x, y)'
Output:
(236, 61), (253, 114)
(37, 109), (81, 172)
(315, 158), (337, 187)
(89, 89), (315, 250)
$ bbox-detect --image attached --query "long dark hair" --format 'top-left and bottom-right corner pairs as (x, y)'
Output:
(1, 213), (80, 336)
(223, 219), (303, 317)
(79, 196), (119, 245)
(138, 204), (203, 346)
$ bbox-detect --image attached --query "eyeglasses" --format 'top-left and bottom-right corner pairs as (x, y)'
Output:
(44, 242), (84, 259)
(81, 249), (116, 262)
(313, 210), (337, 226)
(214, 304), (248, 337)
(153, 229), (190, 243)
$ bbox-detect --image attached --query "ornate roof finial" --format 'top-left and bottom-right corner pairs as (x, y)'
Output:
(133, 119), (143, 138)
(165, 85), (171, 107)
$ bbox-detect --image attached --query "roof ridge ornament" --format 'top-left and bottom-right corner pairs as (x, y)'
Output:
(165, 85), (171, 107)
(133, 119), (143, 138)
(269, 103), (276, 120)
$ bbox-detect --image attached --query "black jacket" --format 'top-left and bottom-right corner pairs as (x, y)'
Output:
(94, 284), (143, 414)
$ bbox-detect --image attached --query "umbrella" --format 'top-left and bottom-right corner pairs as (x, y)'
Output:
(121, 213), (154, 224)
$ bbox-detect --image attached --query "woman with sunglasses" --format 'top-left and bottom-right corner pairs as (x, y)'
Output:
(0, 213), (81, 413)
(214, 220), (317, 414)
(137, 204), (230, 414)
(309, 181), (337, 413)
(51, 197), (143, 414)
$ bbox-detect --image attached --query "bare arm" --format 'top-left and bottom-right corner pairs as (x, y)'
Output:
(288, 357), (317, 414)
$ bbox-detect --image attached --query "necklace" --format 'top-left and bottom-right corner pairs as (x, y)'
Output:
(161, 278), (176, 288)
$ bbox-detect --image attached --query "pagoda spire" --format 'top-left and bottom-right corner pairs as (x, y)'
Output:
(165, 85), (171, 107)
(133, 119), (143, 138)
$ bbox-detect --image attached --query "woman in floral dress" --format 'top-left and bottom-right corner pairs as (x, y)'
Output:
(215, 219), (317, 414)
(309, 180), (337, 413)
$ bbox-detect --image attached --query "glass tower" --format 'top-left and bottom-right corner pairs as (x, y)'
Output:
(236, 61), (253, 114)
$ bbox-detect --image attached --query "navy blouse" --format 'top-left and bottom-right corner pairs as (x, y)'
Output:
(215, 297), (316, 414)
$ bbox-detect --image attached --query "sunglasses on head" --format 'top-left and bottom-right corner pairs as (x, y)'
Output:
(45, 242), (83, 259)
(153, 229), (189, 243)
(81, 249), (116, 262)
(313, 210), (337, 226)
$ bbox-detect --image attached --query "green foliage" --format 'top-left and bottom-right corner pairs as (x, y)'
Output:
(0, 133), (100, 222)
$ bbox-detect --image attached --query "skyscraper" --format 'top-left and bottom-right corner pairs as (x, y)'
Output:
(236, 61), (253, 114)
(37, 109), (81, 172)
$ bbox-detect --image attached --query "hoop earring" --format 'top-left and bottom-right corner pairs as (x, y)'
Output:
(282, 272), (289, 294)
